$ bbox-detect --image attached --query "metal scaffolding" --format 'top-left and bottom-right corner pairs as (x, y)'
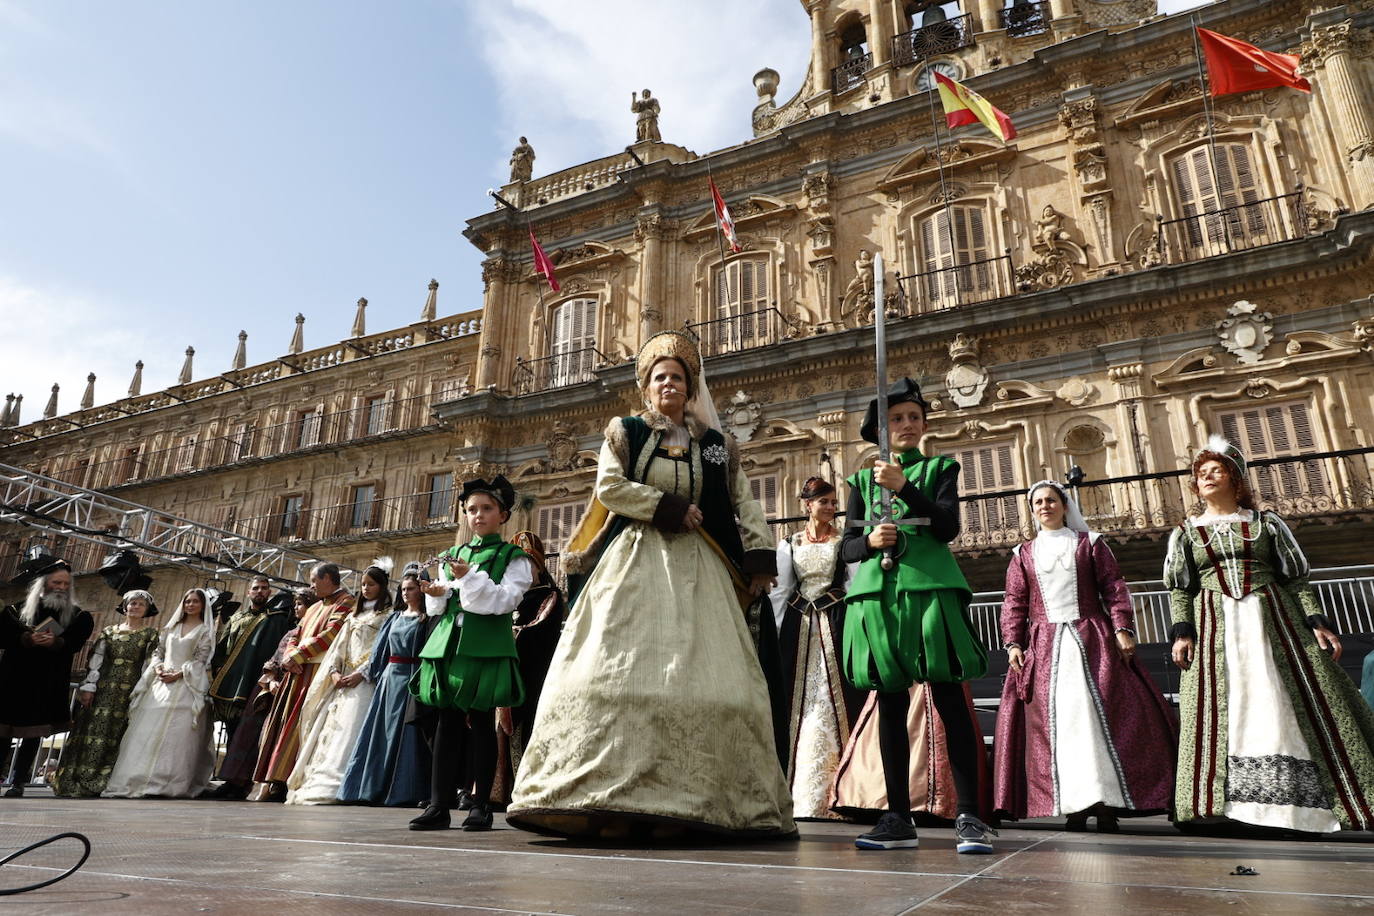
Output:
(0, 462), (358, 588)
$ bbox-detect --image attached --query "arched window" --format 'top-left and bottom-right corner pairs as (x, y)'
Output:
(915, 205), (997, 309)
(1166, 143), (1273, 256)
(1063, 425), (1110, 519)
(833, 21), (871, 93)
(548, 297), (598, 387)
(708, 257), (771, 354)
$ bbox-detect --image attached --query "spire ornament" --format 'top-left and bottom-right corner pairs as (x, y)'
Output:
(289, 313), (305, 354)
(351, 297), (368, 338)
(233, 331), (247, 370)
(80, 373), (96, 410)
(43, 384), (59, 419)
(421, 279), (438, 322)
(129, 360), (144, 397)
(178, 347), (195, 385)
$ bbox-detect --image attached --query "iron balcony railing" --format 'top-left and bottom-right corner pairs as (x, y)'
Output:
(684, 306), (796, 358)
(898, 250), (1017, 314)
(514, 346), (610, 395)
(1000, 1), (1052, 37)
(954, 447), (1374, 552)
(891, 13), (975, 67)
(54, 394), (438, 490)
(1158, 189), (1307, 264)
(832, 51), (872, 94)
(232, 487), (458, 545)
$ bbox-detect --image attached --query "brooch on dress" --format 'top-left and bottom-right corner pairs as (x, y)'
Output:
(702, 443), (729, 466)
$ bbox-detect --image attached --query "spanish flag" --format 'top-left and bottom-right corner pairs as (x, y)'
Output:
(934, 72), (1017, 142)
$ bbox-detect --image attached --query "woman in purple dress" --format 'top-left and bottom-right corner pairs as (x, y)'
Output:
(993, 480), (1176, 831)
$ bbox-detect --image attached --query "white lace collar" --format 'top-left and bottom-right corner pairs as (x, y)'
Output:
(1192, 509), (1256, 527)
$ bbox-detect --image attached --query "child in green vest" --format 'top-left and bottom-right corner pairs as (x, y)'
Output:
(841, 378), (995, 853)
(409, 475), (530, 832)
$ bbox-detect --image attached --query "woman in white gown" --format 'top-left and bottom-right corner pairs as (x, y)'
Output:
(286, 562), (392, 804)
(103, 588), (216, 798)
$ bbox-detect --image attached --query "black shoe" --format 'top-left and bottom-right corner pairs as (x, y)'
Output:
(461, 804), (493, 831)
(455, 790), (474, 811)
(1065, 811), (1089, 832)
(3, 786), (24, 798)
(955, 813), (996, 854)
(855, 812), (919, 850)
(409, 805), (451, 831)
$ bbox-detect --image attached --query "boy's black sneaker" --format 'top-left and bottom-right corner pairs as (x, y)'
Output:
(855, 812), (919, 850)
(955, 813), (996, 854)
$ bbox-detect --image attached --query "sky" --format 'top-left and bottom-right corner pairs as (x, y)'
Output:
(0, 0), (1203, 417)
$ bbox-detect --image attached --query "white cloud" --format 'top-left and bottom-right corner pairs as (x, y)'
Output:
(468, 0), (810, 185)
(0, 274), (178, 418)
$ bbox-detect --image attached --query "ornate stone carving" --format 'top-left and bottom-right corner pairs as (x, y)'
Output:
(944, 334), (990, 409)
(1015, 206), (1087, 289)
(1055, 377), (1099, 408)
(631, 89), (661, 143)
(545, 421), (579, 471)
(723, 390), (763, 442)
(840, 249), (877, 327)
(1245, 378), (1273, 399)
(1216, 300), (1273, 365)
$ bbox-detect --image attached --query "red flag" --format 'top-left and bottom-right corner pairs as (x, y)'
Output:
(709, 178), (741, 253)
(934, 72), (1017, 142)
(530, 230), (560, 293)
(1197, 28), (1311, 97)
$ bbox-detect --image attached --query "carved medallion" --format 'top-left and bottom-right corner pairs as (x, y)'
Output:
(723, 390), (762, 442)
(945, 334), (990, 409)
(1216, 300), (1273, 365)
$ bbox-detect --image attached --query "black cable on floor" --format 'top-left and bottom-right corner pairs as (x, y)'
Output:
(0, 832), (91, 895)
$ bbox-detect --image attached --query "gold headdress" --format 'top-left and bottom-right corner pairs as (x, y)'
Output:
(635, 330), (702, 394)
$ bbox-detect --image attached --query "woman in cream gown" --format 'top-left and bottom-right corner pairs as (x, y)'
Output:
(508, 331), (794, 840)
(103, 588), (216, 798)
(286, 564), (391, 805)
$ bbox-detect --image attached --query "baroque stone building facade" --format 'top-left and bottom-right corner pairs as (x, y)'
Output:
(3, 0), (1374, 652)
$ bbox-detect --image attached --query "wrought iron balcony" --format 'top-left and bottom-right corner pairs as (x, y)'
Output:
(1000, 1), (1052, 38)
(235, 487), (458, 545)
(831, 51), (872, 94)
(514, 346), (610, 395)
(891, 14), (974, 67)
(954, 447), (1374, 553)
(1154, 189), (1308, 265)
(898, 251), (1017, 315)
(684, 307), (797, 358)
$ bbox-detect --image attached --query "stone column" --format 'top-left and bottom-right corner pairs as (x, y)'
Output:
(1048, 0), (1073, 21)
(475, 256), (511, 390)
(1305, 20), (1374, 209)
(867, 0), (889, 66)
(636, 211), (666, 342)
(806, 0), (830, 97)
(977, 0), (1002, 33)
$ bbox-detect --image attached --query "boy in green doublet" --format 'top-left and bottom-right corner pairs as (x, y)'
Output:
(409, 474), (530, 833)
(841, 378), (994, 853)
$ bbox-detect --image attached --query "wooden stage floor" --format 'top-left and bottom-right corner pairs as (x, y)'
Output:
(0, 790), (1371, 914)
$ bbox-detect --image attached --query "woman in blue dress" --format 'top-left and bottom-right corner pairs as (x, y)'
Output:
(338, 569), (430, 806)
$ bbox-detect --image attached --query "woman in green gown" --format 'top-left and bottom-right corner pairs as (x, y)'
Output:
(52, 590), (161, 797)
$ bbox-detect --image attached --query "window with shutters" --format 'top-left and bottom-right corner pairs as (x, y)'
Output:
(749, 472), (783, 543)
(350, 484), (378, 530)
(279, 495), (304, 539)
(536, 500), (586, 580)
(435, 377), (464, 402)
(1167, 144), (1272, 255)
(425, 472), (454, 520)
(709, 258), (771, 354)
(363, 395), (390, 436)
(225, 423), (254, 462)
(175, 434), (198, 472)
(549, 297), (598, 387)
(915, 206), (997, 309)
(953, 440), (1021, 541)
(295, 407), (323, 449)
(117, 446), (142, 483)
(1216, 400), (1327, 504)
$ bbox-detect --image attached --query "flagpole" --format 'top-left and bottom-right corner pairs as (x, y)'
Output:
(1190, 15), (1233, 253)
(923, 56), (963, 306)
(705, 158), (733, 347)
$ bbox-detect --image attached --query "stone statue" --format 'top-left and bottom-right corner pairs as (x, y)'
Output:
(631, 89), (661, 143)
(509, 136), (535, 183)
(844, 249), (875, 300)
(1034, 205), (1069, 250)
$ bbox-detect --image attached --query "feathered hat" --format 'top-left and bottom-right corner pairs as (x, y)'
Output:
(635, 330), (702, 394)
(1199, 434), (1247, 478)
(364, 556), (395, 590)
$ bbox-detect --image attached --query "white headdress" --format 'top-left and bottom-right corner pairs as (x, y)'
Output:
(1027, 479), (1090, 534)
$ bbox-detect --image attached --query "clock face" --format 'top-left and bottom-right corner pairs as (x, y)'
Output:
(916, 60), (960, 92)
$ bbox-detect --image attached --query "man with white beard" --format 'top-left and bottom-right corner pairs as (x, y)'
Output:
(0, 555), (94, 797)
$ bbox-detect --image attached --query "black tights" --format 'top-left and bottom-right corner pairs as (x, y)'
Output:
(877, 684), (980, 818)
(6, 738), (39, 785)
(430, 708), (496, 810)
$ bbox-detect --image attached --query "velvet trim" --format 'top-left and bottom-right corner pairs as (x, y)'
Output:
(742, 548), (777, 577)
(1169, 620), (1198, 642)
(652, 492), (692, 532)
